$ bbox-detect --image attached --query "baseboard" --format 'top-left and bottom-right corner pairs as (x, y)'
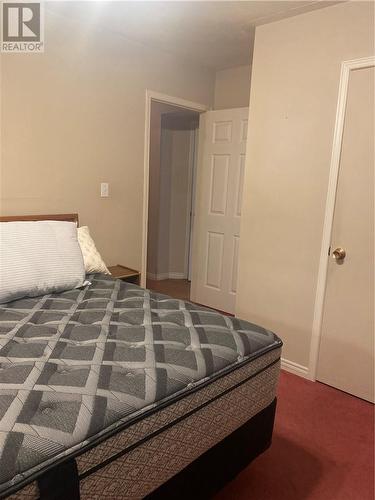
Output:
(168, 272), (185, 280)
(146, 272), (161, 280)
(281, 358), (309, 379)
(147, 272), (186, 281)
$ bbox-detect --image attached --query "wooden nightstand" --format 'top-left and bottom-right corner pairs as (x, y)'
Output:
(108, 265), (141, 285)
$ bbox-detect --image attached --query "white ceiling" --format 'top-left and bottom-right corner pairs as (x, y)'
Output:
(47, 1), (340, 70)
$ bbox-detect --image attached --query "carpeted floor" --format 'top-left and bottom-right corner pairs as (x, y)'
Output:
(216, 370), (374, 500)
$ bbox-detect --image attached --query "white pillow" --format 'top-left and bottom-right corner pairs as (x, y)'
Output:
(77, 226), (110, 275)
(0, 221), (86, 304)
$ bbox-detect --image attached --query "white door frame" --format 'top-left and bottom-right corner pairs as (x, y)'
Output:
(141, 90), (208, 287)
(308, 56), (375, 380)
(184, 127), (199, 281)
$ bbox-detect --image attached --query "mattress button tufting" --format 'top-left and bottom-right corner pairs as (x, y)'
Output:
(41, 404), (53, 413)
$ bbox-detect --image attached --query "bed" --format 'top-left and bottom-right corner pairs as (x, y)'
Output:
(0, 214), (282, 500)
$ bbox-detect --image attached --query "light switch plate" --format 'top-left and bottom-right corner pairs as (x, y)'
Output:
(100, 183), (109, 197)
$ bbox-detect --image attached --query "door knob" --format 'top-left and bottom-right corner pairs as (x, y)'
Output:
(332, 247), (346, 262)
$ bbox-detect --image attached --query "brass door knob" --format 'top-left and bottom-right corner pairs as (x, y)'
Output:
(332, 247), (346, 262)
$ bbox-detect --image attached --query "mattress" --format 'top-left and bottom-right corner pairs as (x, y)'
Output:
(0, 274), (282, 499)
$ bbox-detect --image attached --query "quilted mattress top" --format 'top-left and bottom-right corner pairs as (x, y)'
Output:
(0, 274), (282, 495)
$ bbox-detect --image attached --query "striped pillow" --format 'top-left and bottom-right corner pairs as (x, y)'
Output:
(0, 221), (86, 304)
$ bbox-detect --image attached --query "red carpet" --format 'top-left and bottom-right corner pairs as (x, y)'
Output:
(216, 370), (374, 500)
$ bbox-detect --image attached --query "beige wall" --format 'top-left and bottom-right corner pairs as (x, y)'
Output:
(147, 102), (180, 277)
(0, 4), (214, 271)
(236, 1), (374, 369)
(148, 112), (198, 279)
(214, 65), (251, 109)
(167, 116), (197, 276)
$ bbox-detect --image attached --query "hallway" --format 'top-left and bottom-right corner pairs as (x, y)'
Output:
(146, 279), (191, 301)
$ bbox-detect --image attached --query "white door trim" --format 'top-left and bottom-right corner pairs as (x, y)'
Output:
(184, 128), (198, 280)
(308, 56), (375, 380)
(141, 90), (208, 287)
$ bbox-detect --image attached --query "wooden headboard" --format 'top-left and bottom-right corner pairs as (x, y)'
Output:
(0, 213), (79, 225)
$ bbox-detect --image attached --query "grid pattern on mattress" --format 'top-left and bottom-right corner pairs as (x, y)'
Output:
(8, 351), (281, 499)
(0, 274), (282, 497)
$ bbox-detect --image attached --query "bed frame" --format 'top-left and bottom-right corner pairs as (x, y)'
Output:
(0, 213), (278, 499)
(0, 213), (79, 224)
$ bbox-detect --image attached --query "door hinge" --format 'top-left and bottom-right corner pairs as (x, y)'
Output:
(328, 246), (331, 256)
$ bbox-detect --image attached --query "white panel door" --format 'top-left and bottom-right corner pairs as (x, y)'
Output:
(191, 108), (248, 313)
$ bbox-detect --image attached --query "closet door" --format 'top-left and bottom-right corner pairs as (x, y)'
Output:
(317, 66), (374, 402)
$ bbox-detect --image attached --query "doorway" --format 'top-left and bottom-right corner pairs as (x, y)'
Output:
(142, 92), (249, 312)
(308, 57), (375, 401)
(316, 64), (374, 402)
(143, 94), (204, 301)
